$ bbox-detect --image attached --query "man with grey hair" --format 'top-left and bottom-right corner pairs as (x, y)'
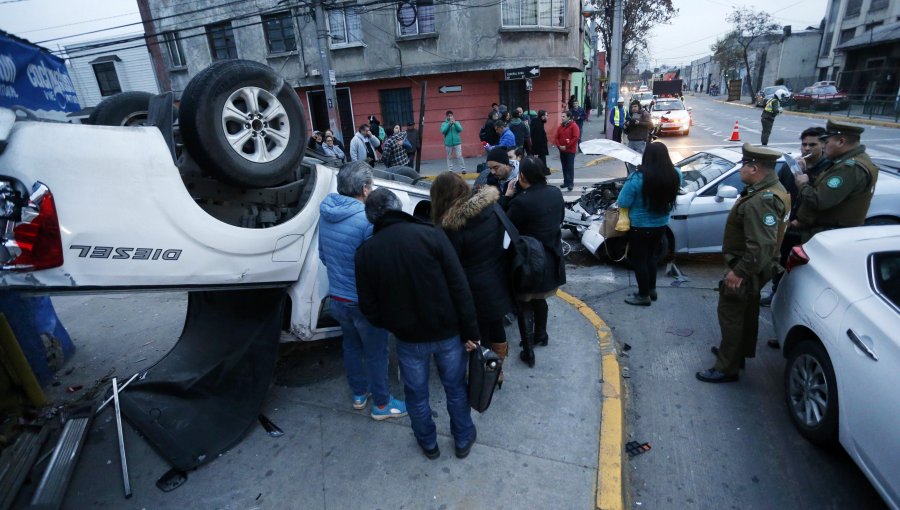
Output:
(319, 162), (407, 420)
(356, 188), (480, 460)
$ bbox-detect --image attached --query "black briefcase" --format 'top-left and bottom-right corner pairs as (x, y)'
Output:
(468, 345), (502, 413)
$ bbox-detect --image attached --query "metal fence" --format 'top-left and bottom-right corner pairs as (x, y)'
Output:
(785, 93), (900, 123)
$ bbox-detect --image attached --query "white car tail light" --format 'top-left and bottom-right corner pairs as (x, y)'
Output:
(1, 181), (64, 271)
(785, 245), (809, 273)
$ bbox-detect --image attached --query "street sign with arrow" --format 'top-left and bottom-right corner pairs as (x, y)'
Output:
(439, 85), (462, 94)
(505, 66), (540, 81)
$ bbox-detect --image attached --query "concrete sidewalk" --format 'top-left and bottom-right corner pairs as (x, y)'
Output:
(38, 292), (613, 509)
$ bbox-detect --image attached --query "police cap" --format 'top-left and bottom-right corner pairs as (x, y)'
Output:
(741, 143), (781, 164)
(820, 119), (864, 139)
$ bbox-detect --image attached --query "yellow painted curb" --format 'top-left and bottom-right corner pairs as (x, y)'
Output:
(585, 156), (612, 167)
(556, 290), (623, 510)
(421, 172), (479, 181)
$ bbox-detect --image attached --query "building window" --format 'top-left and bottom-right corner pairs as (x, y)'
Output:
(845, 0), (862, 17)
(839, 28), (856, 44)
(207, 21), (237, 60)
(263, 11), (297, 53)
(92, 62), (121, 97)
(820, 32), (833, 56)
(865, 21), (884, 32)
(379, 88), (413, 126)
(502, 0), (566, 28)
(870, 0), (888, 11)
(397, 1), (436, 36)
(328, 6), (363, 47)
(162, 32), (186, 68)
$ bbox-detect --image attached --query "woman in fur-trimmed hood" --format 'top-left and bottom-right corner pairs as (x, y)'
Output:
(432, 173), (514, 385)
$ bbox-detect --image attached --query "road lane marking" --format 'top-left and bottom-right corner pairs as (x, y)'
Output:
(556, 290), (623, 510)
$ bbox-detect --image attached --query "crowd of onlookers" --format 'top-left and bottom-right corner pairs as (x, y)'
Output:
(318, 149), (566, 460)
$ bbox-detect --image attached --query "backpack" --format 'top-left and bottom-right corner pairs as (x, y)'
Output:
(492, 204), (546, 293)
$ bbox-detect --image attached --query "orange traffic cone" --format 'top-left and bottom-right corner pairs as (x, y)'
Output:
(729, 121), (741, 142)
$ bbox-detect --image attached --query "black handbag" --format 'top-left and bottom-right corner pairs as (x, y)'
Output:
(493, 204), (546, 293)
(468, 345), (502, 413)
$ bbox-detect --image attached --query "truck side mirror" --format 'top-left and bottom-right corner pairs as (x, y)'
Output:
(715, 185), (739, 203)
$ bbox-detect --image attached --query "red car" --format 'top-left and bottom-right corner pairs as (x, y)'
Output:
(793, 85), (850, 110)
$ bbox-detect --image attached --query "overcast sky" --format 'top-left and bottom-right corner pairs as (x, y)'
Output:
(1, 0), (826, 64)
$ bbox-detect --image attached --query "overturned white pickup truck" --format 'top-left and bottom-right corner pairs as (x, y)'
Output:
(0, 60), (432, 473)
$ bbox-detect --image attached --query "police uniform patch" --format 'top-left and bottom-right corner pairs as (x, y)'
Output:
(826, 176), (843, 189)
(763, 213), (777, 226)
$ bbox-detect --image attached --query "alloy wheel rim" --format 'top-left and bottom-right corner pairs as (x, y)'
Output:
(221, 86), (290, 163)
(789, 353), (829, 427)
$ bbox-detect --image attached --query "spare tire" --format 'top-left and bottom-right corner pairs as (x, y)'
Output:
(179, 60), (307, 188)
(88, 91), (155, 126)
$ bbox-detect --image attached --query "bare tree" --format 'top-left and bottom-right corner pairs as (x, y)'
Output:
(724, 7), (781, 103)
(593, 0), (677, 73)
(711, 30), (743, 79)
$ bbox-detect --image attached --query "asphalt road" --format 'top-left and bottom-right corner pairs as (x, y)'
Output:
(564, 254), (888, 509)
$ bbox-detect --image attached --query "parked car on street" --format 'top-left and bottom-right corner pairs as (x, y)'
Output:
(631, 91), (655, 109)
(792, 84), (850, 110)
(574, 140), (900, 261)
(772, 226), (900, 510)
(649, 98), (692, 136)
(755, 85), (791, 107)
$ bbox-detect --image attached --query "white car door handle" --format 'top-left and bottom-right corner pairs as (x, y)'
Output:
(846, 329), (878, 361)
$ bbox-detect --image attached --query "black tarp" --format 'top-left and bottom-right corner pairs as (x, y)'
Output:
(119, 288), (285, 471)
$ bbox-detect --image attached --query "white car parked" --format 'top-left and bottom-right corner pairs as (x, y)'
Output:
(773, 226), (900, 509)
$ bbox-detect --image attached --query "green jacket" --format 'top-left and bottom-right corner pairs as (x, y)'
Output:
(722, 172), (790, 279)
(440, 120), (463, 147)
(796, 145), (879, 242)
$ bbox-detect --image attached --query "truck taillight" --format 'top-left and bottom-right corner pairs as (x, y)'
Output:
(785, 245), (809, 273)
(1, 182), (63, 271)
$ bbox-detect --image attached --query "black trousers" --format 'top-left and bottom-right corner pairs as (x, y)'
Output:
(627, 226), (665, 297)
(612, 126), (623, 143)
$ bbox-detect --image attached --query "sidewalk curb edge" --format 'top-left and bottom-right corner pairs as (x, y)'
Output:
(556, 290), (623, 510)
(716, 98), (900, 129)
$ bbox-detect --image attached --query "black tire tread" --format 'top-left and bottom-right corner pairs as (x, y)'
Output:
(88, 91), (155, 126)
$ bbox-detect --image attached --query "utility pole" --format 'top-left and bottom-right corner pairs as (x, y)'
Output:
(313, 0), (343, 142)
(606, 0), (623, 139)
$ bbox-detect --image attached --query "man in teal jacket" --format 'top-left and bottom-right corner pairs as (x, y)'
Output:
(441, 110), (465, 173)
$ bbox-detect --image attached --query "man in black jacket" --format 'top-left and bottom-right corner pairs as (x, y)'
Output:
(355, 188), (480, 460)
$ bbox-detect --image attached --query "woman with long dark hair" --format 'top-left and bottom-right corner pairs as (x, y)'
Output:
(431, 172), (514, 385)
(505, 157), (566, 367)
(617, 141), (682, 306)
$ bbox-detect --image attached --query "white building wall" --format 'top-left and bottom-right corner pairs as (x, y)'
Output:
(65, 34), (159, 108)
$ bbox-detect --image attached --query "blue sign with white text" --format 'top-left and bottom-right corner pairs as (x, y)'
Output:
(0, 33), (81, 114)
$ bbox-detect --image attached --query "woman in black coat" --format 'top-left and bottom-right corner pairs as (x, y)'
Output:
(529, 110), (549, 166)
(504, 157), (566, 367)
(432, 172), (514, 384)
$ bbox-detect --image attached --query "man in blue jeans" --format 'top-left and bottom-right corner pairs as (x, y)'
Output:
(356, 188), (480, 460)
(319, 162), (407, 420)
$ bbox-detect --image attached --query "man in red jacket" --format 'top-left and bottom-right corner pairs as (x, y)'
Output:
(555, 110), (580, 191)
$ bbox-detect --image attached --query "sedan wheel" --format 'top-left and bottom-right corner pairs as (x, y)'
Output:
(784, 340), (839, 445)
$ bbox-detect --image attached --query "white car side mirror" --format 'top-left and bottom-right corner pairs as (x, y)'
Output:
(687, 107), (693, 111)
(715, 185), (739, 203)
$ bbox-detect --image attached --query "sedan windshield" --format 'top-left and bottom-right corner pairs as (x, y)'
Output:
(653, 100), (685, 111)
(676, 153), (736, 193)
(634, 93), (654, 101)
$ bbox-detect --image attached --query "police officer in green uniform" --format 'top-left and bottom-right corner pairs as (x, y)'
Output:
(697, 143), (790, 383)
(793, 119), (879, 243)
(760, 89), (787, 146)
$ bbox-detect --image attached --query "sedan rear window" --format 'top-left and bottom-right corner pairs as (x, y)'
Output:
(676, 153), (736, 194)
(872, 251), (900, 310)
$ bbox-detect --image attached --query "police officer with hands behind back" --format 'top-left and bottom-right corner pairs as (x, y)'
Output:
(792, 119), (879, 243)
(697, 144), (790, 383)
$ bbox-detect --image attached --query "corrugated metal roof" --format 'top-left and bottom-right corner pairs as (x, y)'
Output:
(837, 22), (900, 50)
